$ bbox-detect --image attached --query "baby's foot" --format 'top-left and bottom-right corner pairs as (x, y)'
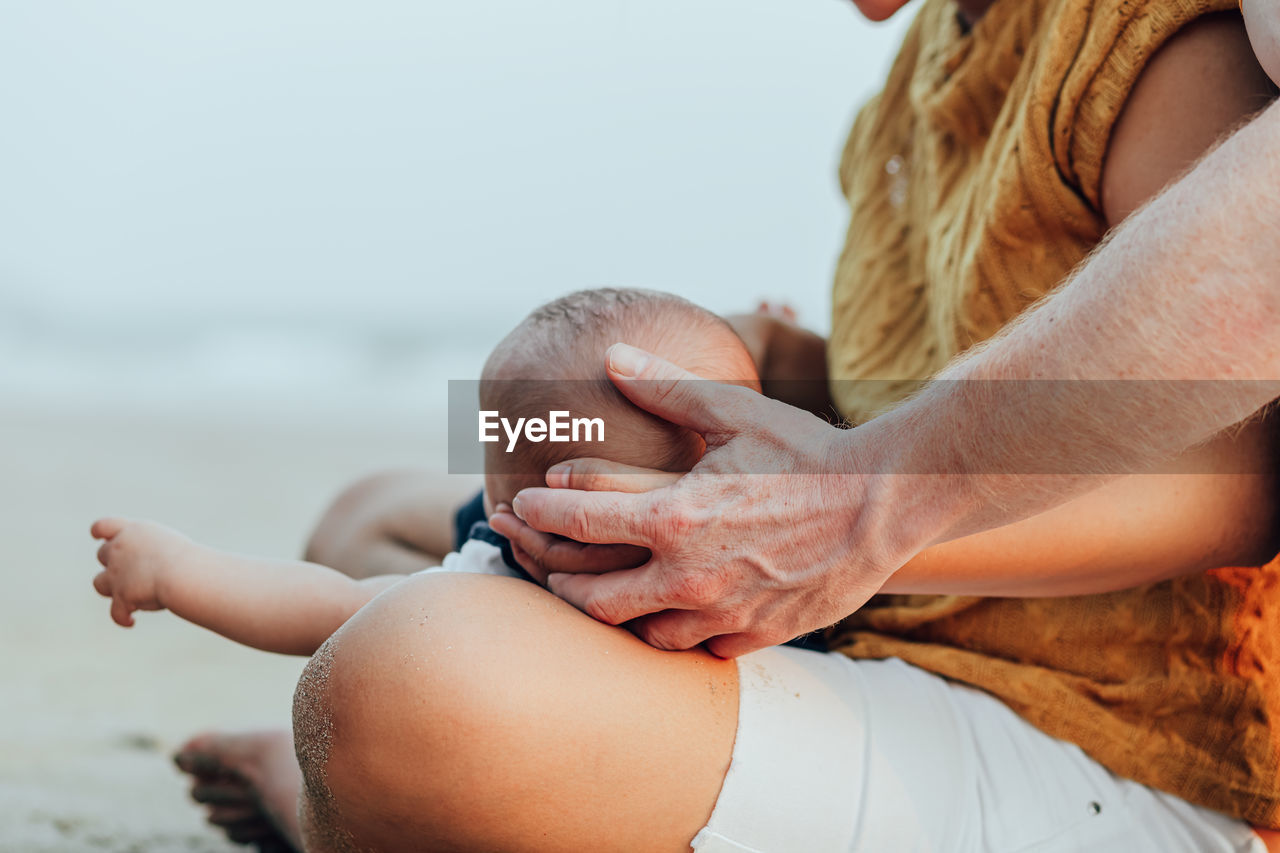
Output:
(173, 730), (303, 852)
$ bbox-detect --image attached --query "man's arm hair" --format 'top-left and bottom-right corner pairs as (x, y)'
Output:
(870, 100), (1280, 549)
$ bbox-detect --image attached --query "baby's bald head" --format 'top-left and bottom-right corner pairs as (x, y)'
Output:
(480, 289), (759, 509)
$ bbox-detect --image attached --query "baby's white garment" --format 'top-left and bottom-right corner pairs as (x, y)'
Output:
(413, 539), (522, 578)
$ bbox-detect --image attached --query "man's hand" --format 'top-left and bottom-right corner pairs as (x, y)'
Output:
(490, 343), (916, 659)
(91, 517), (194, 627)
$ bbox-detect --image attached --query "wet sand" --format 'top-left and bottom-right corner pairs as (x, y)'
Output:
(0, 406), (450, 851)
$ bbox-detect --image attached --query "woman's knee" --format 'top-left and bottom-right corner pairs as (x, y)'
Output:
(295, 572), (737, 852)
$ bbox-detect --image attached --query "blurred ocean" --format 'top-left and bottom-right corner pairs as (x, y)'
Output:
(0, 301), (483, 426)
(0, 0), (912, 426)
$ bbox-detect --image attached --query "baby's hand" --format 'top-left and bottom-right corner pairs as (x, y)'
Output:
(754, 300), (798, 323)
(91, 518), (194, 627)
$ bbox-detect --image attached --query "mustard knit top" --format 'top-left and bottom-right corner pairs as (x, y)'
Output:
(826, 0), (1280, 826)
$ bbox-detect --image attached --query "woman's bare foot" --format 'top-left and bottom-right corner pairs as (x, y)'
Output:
(173, 730), (303, 852)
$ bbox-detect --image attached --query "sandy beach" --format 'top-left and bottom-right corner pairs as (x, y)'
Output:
(0, 403), (453, 852)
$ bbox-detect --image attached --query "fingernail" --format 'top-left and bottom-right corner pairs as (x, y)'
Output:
(546, 463), (571, 488)
(511, 495), (525, 520)
(547, 572), (566, 592)
(607, 343), (647, 378)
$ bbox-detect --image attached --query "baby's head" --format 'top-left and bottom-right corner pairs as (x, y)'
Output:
(480, 288), (760, 511)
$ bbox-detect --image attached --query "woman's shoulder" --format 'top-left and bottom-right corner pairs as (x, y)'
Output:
(1100, 10), (1276, 223)
(1044, 0), (1258, 211)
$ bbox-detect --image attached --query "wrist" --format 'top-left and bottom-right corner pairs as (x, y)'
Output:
(153, 536), (203, 611)
(825, 414), (975, 577)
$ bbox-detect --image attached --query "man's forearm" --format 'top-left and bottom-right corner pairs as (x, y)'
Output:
(860, 101), (1280, 554)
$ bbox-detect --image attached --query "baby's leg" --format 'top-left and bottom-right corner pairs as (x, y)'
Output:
(304, 469), (481, 577)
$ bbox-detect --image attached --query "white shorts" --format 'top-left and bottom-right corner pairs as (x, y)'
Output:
(693, 646), (1266, 853)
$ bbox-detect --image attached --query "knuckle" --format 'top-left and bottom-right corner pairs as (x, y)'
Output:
(566, 503), (593, 543)
(583, 593), (620, 626)
(570, 459), (606, 489)
(648, 496), (696, 549)
(649, 373), (681, 403)
(707, 633), (752, 659)
(513, 550), (541, 579)
(634, 354), (685, 401)
(640, 624), (677, 651)
(525, 544), (553, 575)
(673, 569), (725, 607)
(540, 541), (580, 575)
(669, 506), (697, 540)
(520, 528), (548, 560)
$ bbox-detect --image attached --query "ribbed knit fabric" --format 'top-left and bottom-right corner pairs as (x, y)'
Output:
(824, 0), (1280, 827)
(829, 0), (1235, 422)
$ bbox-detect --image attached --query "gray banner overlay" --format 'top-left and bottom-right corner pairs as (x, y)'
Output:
(447, 379), (1280, 475)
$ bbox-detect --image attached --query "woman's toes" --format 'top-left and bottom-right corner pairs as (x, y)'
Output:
(222, 819), (280, 844)
(171, 730), (303, 851)
(174, 735), (228, 777)
(191, 781), (254, 806)
(204, 803), (259, 824)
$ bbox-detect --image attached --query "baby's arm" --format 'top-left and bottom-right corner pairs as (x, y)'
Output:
(884, 416), (1280, 597)
(91, 518), (402, 655)
(727, 308), (834, 419)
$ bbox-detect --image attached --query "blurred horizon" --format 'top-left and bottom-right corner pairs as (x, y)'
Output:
(0, 0), (913, 425)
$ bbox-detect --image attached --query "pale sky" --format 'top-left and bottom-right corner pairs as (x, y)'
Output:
(0, 0), (912, 342)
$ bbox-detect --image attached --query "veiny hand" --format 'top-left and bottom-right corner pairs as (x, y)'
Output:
(490, 343), (916, 658)
(91, 517), (194, 627)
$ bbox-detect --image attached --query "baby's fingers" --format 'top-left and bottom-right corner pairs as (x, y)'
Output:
(110, 596), (136, 628)
(93, 571), (113, 597)
(90, 517), (128, 541)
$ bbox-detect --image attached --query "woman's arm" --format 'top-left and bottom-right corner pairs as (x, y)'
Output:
(91, 518), (402, 655)
(885, 415), (1280, 596)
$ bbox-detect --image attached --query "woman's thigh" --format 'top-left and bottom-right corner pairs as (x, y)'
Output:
(305, 572), (739, 852)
